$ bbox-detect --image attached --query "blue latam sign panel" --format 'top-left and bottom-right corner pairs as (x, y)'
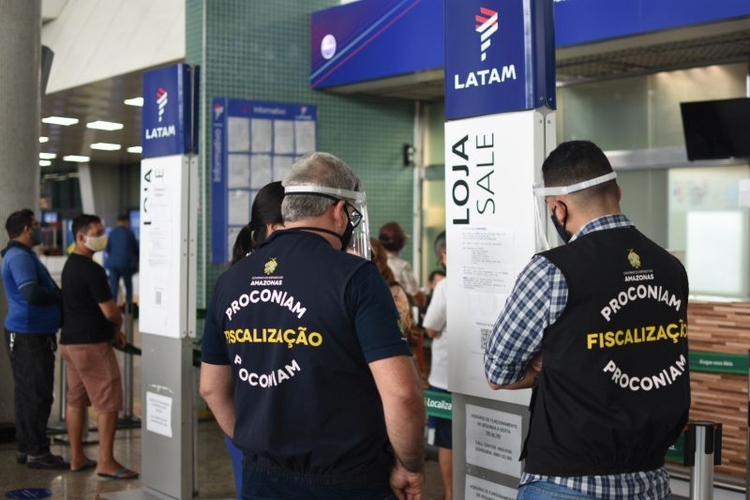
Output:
(444, 0), (555, 120)
(142, 64), (198, 158)
(311, 0), (443, 89)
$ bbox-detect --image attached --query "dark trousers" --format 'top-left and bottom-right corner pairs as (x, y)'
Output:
(242, 468), (396, 500)
(4, 329), (56, 456)
(107, 266), (135, 304)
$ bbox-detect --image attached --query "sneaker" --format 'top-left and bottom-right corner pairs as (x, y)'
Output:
(27, 453), (70, 470)
(16, 452), (26, 464)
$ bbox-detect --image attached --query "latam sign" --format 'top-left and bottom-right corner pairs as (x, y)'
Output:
(142, 64), (199, 158)
(444, 0), (555, 120)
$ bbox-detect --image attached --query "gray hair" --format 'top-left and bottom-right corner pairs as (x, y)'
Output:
(281, 152), (361, 222)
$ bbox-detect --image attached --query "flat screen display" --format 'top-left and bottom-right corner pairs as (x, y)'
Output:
(680, 97), (750, 161)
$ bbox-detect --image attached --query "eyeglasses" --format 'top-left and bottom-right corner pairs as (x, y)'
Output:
(345, 202), (363, 228)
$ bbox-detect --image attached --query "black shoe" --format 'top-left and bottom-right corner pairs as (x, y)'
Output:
(27, 453), (70, 470)
(16, 452), (26, 464)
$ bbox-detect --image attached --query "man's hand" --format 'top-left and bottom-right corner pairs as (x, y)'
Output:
(113, 330), (127, 349)
(390, 463), (424, 500)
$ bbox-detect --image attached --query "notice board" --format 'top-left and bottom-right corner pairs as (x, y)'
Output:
(211, 98), (317, 264)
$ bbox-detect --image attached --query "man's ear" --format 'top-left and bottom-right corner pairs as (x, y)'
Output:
(332, 199), (347, 228)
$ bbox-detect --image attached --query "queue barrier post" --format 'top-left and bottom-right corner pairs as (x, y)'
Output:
(684, 420), (722, 500)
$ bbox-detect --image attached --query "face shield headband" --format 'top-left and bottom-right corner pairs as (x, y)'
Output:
(533, 171), (617, 197)
(531, 171), (617, 249)
(284, 184), (370, 260)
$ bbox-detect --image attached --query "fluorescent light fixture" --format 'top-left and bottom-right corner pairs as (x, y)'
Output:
(126, 146), (142, 154)
(39, 152), (56, 159)
(91, 142), (122, 151)
(39, 160), (51, 167)
(124, 97), (144, 107)
(63, 155), (90, 162)
(42, 116), (79, 126)
(39, 136), (49, 143)
(86, 120), (124, 131)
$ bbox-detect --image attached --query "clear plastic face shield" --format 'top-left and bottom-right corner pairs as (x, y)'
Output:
(532, 172), (617, 249)
(284, 185), (371, 260)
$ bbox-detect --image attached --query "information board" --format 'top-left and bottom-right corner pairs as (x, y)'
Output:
(211, 98), (317, 264)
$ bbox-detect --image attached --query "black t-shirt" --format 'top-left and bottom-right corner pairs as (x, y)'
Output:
(60, 253), (114, 344)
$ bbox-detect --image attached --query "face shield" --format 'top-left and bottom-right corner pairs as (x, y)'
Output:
(531, 171), (618, 249)
(284, 185), (370, 260)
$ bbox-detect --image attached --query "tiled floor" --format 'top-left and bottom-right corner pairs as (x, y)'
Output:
(0, 422), (448, 500)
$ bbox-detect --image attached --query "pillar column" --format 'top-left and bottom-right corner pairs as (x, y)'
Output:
(0, 0), (42, 424)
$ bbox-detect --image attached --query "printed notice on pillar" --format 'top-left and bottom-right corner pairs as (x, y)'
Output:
(459, 227), (514, 294)
(466, 404), (522, 477)
(146, 391), (173, 438)
(465, 476), (517, 500)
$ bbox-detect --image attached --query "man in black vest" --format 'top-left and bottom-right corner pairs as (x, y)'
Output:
(484, 140), (689, 500)
(200, 152), (425, 500)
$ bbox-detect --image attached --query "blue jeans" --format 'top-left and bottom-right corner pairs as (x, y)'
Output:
(224, 435), (243, 500)
(107, 266), (134, 304)
(242, 468), (395, 500)
(517, 481), (601, 499)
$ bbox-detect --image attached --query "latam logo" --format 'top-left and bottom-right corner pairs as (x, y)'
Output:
(213, 103), (225, 121)
(476, 7), (498, 62)
(156, 87), (168, 122)
(452, 5), (517, 90)
(145, 86), (176, 140)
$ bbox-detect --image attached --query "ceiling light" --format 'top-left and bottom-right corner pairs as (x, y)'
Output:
(127, 146), (142, 154)
(39, 152), (56, 159)
(91, 142), (122, 151)
(63, 155), (90, 162)
(124, 97), (144, 107)
(39, 136), (49, 143)
(39, 160), (51, 167)
(86, 120), (124, 131)
(42, 116), (79, 126)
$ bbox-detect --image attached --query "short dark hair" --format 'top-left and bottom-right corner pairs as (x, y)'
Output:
(378, 222), (407, 252)
(5, 209), (35, 239)
(117, 214), (129, 223)
(71, 214), (101, 236)
(428, 269), (446, 282)
(542, 140), (617, 198)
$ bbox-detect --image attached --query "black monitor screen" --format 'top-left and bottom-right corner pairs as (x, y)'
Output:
(680, 97), (750, 161)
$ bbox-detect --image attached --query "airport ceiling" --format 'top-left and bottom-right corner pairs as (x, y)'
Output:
(41, 19), (750, 175)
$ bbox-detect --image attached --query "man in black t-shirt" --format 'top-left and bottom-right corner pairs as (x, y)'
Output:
(60, 214), (138, 480)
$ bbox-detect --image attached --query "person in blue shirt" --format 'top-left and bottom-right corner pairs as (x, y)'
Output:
(1, 209), (69, 470)
(104, 214), (139, 307)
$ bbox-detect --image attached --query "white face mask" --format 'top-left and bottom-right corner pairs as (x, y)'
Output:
(84, 234), (108, 252)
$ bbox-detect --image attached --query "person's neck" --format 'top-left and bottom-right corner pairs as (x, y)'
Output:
(73, 247), (94, 259)
(285, 219), (339, 249)
(11, 237), (32, 249)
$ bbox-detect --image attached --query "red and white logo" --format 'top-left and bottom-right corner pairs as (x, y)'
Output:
(156, 87), (168, 123)
(475, 7), (498, 62)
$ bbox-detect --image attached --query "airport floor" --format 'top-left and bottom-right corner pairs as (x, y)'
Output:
(0, 423), (448, 499)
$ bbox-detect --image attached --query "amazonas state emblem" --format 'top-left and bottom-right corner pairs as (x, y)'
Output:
(264, 257), (278, 275)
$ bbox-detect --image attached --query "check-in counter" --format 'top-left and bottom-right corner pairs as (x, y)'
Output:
(683, 299), (750, 483)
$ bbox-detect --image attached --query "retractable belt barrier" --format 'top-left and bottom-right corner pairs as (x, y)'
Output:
(684, 421), (723, 500)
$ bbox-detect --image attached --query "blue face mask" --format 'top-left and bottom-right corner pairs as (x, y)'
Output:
(31, 227), (43, 246)
(550, 205), (570, 244)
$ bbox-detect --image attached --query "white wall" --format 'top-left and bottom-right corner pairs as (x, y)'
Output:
(41, 0), (185, 92)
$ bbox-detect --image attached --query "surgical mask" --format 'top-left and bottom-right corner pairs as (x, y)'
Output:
(30, 227), (43, 246)
(84, 234), (108, 252)
(284, 184), (370, 260)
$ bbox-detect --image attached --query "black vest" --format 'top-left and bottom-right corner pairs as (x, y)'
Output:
(212, 230), (392, 487)
(524, 226), (690, 476)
